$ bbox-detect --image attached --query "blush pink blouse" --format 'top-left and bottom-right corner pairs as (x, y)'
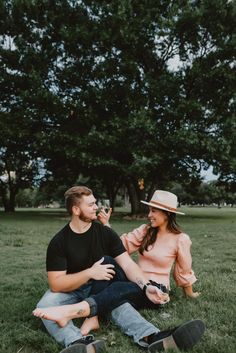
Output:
(121, 224), (197, 289)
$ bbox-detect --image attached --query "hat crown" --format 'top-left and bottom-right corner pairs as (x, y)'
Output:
(151, 190), (178, 209)
(140, 189), (184, 215)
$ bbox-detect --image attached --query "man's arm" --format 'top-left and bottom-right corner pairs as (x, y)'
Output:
(48, 269), (91, 292)
(114, 252), (149, 288)
(115, 252), (169, 304)
(48, 257), (115, 292)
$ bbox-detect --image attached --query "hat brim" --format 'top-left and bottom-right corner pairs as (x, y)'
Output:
(140, 200), (185, 215)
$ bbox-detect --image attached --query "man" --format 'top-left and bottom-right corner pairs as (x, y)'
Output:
(36, 186), (205, 353)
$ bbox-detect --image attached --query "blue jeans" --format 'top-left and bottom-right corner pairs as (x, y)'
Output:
(37, 256), (158, 347)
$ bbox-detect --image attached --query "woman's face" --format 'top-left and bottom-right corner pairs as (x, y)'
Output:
(148, 207), (168, 228)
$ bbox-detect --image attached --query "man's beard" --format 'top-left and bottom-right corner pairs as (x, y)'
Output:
(78, 210), (94, 223)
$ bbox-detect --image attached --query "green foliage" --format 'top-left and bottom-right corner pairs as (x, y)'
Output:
(0, 0), (65, 211)
(0, 0), (235, 212)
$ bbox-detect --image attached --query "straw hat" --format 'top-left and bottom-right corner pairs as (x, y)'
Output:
(141, 190), (185, 215)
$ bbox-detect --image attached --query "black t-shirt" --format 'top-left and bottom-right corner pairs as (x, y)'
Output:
(46, 221), (126, 273)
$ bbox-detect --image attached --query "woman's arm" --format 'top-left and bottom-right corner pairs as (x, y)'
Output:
(98, 209), (147, 255)
(173, 233), (200, 299)
(97, 207), (112, 227)
(183, 285), (200, 298)
(115, 251), (170, 304)
(121, 224), (148, 254)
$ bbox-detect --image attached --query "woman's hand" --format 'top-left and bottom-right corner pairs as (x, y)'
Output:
(184, 285), (201, 298)
(146, 285), (170, 305)
(97, 207), (112, 227)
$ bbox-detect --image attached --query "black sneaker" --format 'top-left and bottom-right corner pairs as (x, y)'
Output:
(60, 335), (105, 353)
(148, 319), (205, 352)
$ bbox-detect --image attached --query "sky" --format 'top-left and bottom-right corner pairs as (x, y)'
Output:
(201, 166), (218, 181)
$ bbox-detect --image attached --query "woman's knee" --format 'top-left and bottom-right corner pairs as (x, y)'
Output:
(102, 256), (116, 265)
(102, 256), (127, 281)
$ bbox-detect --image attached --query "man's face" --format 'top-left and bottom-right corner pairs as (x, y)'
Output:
(73, 194), (98, 222)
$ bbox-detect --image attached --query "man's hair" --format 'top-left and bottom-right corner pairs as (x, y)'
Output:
(64, 186), (93, 215)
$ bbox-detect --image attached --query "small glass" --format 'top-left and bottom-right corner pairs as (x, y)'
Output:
(98, 199), (111, 213)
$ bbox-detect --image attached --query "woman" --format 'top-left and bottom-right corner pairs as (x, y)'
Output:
(121, 190), (199, 297)
(80, 190), (200, 334)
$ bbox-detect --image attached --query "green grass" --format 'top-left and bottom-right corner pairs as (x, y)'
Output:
(0, 207), (236, 353)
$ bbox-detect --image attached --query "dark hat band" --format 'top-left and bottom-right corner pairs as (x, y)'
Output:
(150, 200), (177, 212)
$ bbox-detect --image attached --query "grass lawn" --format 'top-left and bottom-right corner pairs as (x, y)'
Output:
(0, 206), (235, 353)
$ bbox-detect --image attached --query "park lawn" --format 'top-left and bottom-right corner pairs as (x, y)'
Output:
(0, 207), (235, 353)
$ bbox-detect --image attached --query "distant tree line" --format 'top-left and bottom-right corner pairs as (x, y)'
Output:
(0, 0), (235, 212)
(1, 180), (233, 210)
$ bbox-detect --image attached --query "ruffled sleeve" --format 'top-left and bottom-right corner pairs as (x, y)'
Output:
(120, 224), (147, 254)
(173, 233), (197, 287)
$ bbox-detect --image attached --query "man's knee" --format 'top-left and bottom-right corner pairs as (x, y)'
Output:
(37, 290), (66, 308)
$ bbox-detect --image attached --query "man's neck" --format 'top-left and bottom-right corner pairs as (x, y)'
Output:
(69, 217), (92, 234)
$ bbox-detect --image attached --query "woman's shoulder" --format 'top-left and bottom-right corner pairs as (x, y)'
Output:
(176, 232), (192, 244)
(121, 223), (147, 240)
(133, 223), (149, 237)
(137, 223), (148, 232)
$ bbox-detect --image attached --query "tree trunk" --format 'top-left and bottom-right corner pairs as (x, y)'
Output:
(147, 182), (158, 200)
(106, 179), (122, 211)
(125, 179), (140, 214)
(137, 187), (147, 213)
(4, 199), (15, 212)
(0, 185), (16, 212)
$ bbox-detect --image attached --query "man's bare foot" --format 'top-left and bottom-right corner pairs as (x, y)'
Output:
(81, 316), (100, 336)
(32, 302), (90, 328)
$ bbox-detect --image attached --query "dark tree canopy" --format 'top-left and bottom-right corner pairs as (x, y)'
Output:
(0, 0), (235, 212)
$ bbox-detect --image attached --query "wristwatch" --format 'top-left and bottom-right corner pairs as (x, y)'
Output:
(142, 282), (151, 294)
(143, 280), (169, 295)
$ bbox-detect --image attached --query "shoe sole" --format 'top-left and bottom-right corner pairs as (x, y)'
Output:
(60, 339), (105, 353)
(148, 319), (205, 352)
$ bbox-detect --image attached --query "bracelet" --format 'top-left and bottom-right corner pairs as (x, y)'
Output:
(149, 280), (169, 294)
(143, 280), (169, 295)
(142, 282), (151, 294)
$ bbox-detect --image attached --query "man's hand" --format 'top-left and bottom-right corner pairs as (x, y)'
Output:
(146, 285), (170, 305)
(97, 207), (112, 227)
(89, 257), (115, 280)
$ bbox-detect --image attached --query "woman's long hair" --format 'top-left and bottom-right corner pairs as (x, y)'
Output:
(139, 210), (182, 255)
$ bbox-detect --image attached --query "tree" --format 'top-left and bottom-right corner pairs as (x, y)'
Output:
(0, 0), (64, 211)
(174, 0), (236, 184)
(1, 0), (235, 212)
(33, 1), (205, 212)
